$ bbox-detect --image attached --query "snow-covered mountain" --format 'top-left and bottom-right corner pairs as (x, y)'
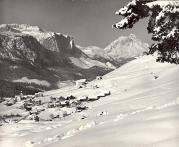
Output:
(0, 24), (115, 92)
(78, 46), (110, 61)
(80, 34), (149, 67)
(1, 55), (179, 147)
(104, 34), (149, 61)
(77, 45), (117, 68)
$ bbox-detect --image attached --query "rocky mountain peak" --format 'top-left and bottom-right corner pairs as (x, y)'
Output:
(0, 24), (76, 53)
(104, 34), (149, 60)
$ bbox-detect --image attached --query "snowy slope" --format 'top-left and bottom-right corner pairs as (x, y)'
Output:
(0, 55), (179, 147)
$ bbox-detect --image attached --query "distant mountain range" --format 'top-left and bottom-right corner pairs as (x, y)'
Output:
(0, 24), (148, 96)
(79, 34), (149, 67)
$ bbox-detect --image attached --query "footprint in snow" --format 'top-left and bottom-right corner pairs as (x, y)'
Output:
(62, 121), (96, 139)
(25, 141), (34, 147)
(113, 113), (128, 122)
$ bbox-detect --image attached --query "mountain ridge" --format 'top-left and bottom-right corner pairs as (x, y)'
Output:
(0, 24), (148, 96)
(0, 24), (115, 95)
(79, 34), (149, 67)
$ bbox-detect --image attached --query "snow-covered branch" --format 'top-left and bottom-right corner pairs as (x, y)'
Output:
(113, 0), (179, 64)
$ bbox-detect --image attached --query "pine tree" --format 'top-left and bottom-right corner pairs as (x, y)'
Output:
(113, 0), (179, 64)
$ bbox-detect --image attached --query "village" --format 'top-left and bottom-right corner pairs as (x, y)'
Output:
(0, 76), (111, 124)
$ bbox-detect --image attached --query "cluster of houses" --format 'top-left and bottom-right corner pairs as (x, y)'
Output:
(4, 91), (45, 106)
(47, 88), (111, 109)
(5, 76), (110, 108)
(47, 96), (88, 113)
(2, 76), (112, 122)
(23, 99), (42, 111)
(48, 95), (80, 108)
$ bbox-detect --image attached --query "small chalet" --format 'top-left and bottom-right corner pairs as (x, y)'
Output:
(75, 79), (87, 88)
(96, 76), (102, 80)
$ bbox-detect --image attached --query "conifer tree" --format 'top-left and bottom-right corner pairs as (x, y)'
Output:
(113, 0), (179, 64)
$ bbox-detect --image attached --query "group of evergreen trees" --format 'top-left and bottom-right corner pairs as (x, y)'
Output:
(0, 79), (46, 98)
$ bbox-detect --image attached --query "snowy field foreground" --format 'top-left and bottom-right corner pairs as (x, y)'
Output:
(0, 55), (179, 147)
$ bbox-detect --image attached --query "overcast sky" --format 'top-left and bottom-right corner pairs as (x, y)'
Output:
(0, 0), (152, 48)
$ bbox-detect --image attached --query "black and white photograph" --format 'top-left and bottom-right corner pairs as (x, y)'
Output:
(0, 0), (179, 147)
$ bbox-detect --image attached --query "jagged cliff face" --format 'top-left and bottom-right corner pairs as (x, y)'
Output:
(0, 24), (113, 90)
(0, 33), (37, 62)
(0, 32), (70, 67)
(0, 24), (82, 61)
